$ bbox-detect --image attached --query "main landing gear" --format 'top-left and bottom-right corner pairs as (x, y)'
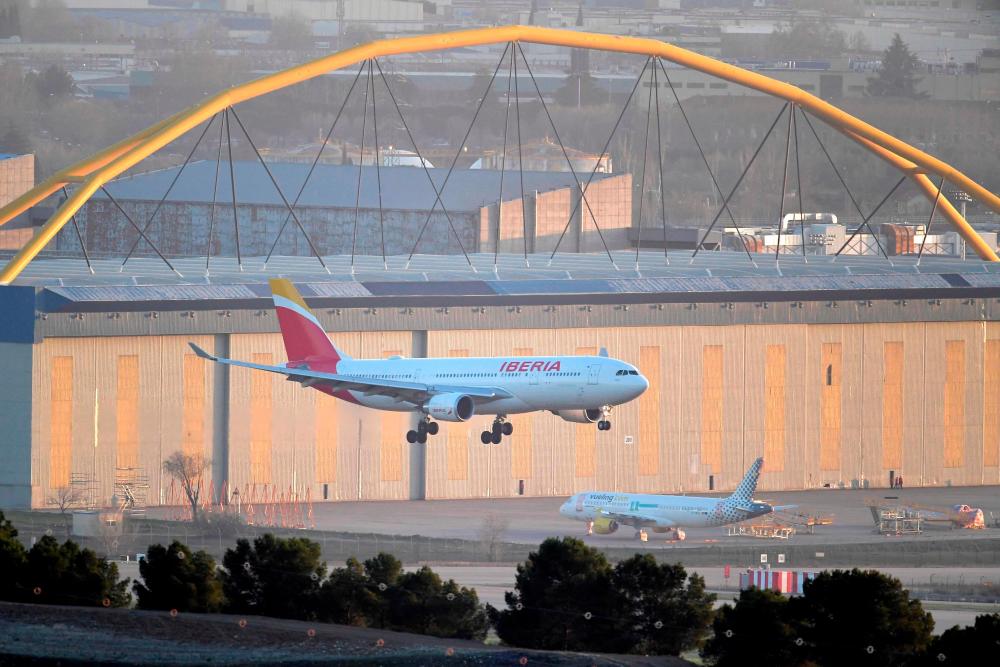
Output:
(481, 416), (513, 445)
(406, 417), (439, 444)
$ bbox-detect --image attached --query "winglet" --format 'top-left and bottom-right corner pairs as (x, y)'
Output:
(599, 347), (608, 357)
(188, 342), (216, 361)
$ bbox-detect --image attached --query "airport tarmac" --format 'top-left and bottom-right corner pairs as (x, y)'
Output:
(307, 485), (1000, 548)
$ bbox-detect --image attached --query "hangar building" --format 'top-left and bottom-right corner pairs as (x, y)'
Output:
(53, 162), (632, 258)
(1, 252), (999, 509)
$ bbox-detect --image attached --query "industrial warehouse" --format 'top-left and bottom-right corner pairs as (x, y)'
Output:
(1, 251), (998, 510)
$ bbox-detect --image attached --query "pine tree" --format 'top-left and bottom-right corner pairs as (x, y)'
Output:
(0, 120), (30, 155)
(867, 33), (926, 99)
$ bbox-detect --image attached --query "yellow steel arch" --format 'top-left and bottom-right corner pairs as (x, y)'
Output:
(1, 25), (997, 283)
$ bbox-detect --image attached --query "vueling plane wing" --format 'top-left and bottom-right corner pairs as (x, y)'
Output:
(188, 343), (513, 405)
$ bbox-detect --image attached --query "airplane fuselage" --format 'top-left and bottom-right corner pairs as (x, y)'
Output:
(560, 491), (773, 530)
(303, 355), (646, 415)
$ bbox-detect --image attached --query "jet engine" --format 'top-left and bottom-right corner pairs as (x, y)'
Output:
(426, 393), (475, 422)
(553, 408), (602, 424)
(592, 517), (619, 535)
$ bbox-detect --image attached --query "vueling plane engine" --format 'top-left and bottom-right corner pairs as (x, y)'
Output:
(592, 517), (619, 534)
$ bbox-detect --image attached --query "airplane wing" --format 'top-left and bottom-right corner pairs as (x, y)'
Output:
(188, 343), (513, 406)
(598, 509), (674, 529)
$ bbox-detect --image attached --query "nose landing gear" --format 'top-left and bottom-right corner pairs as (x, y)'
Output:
(480, 416), (513, 445)
(406, 417), (439, 444)
(597, 406), (612, 431)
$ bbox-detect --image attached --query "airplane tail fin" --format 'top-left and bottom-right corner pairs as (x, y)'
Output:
(729, 457), (764, 503)
(269, 278), (350, 363)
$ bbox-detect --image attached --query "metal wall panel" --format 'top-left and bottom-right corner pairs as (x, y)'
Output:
(116, 355), (139, 470)
(700, 345), (724, 475)
(763, 345), (786, 473)
(819, 342), (842, 472)
(944, 340), (966, 470)
(985, 338), (1000, 470)
(881, 342), (904, 471)
(249, 352), (273, 484)
(315, 393), (338, 483)
(49, 356), (72, 490)
(182, 354), (207, 459)
(638, 346), (660, 477)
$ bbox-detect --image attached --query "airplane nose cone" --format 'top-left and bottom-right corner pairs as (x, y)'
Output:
(635, 374), (649, 395)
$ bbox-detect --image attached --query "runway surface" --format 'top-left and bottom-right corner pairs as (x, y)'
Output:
(308, 485), (1000, 548)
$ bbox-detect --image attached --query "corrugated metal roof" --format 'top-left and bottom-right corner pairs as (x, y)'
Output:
(92, 161), (607, 212)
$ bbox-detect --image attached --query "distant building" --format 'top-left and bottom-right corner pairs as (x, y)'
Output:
(473, 138), (612, 175)
(57, 161), (632, 257)
(0, 152), (35, 251)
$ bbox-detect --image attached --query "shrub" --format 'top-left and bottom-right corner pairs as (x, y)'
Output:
(25, 535), (131, 608)
(133, 541), (223, 612)
(221, 533), (325, 620)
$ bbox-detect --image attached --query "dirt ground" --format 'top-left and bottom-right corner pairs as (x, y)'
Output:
(0, 602), (689, 667)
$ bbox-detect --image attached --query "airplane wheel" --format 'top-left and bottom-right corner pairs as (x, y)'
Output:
(481, 431), (492, 445)
(426, 421), (439, 436)
(491, 431), (502, 445)
(502, 422), (513, 436)
(417, 431), (427, 444)
(406, 430), (417, 444)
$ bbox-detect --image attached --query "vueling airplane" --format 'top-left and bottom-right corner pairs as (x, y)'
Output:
(560, 458), (786, 541)
(189, 279), (648, 445)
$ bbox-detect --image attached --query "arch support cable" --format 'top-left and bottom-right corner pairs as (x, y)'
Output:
(62, 186), (93, 274)
(229, 106), (329, 272)
(120, 114), (217, 269)
(634, 60), (654, 270)
(351, 59), (373, 272)
(205, 115), (226, 274)
(799, 110), (890, 260)
(917, 174), (947, 264)
(775, 100), (794, 261)
(691, 102), (789, 262)
(834, 175), (907, 258)
(402, 44), (515, 269)
(100, 186), (179, 275)
(372, 58), (466, 270)
(264, 63), (365, 267)
(493, 43), (515, 272)
(2, 25), (996, 284)
(522, 43), (634, 268)
(657, 60), (754, 265)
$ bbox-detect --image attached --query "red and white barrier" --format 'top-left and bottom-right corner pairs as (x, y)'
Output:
(738, 568), (817, 595)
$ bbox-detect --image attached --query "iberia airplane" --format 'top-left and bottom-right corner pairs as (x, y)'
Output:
(189, 279), (648, 445)
(559, 458), (789, 541)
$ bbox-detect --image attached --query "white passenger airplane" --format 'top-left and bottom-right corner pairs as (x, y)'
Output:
(189, 279), (648, 445)
(559, 458), (783, 541)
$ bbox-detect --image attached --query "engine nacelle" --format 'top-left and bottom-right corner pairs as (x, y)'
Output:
(426, 393), (475, 422)
(554, 408), (602, 424)
(592, 517), (619, 535)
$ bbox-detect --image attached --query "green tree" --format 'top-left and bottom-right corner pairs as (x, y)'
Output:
(613, 554), (715, 656)
(492, 537), (630, 653)
(387, 567), (488, 640)
(0, 119), (30, 155)
(269, 14), (312, 51)
(867, 34), (926, 99)
(30, 64), (74, 101)
(25, 535), (131, 608)
(0, 511), (27, 601)
(768, 19), (848, 59)
(221, 533), (326, 620)
(362, 552), (403, 628)
(791, 569), (934, 666)
(920, 613), (1000, 666)
(702, 587), (800, 667)
(133, 541), (224, 613)
(319, 557), (378, 626)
